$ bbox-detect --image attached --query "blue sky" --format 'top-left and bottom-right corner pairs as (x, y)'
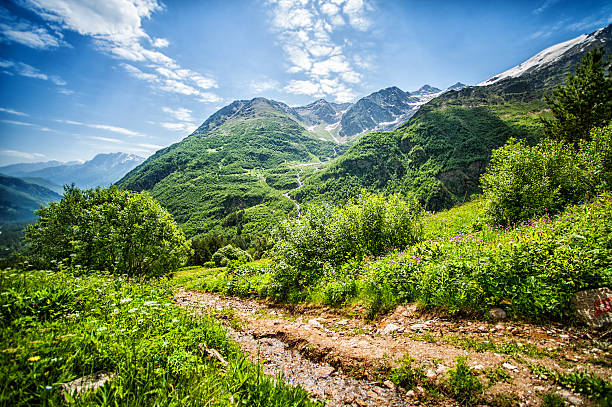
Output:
(0, 0), (610, 165)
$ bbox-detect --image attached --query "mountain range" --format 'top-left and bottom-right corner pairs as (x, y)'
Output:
(0, 152), (145, 190)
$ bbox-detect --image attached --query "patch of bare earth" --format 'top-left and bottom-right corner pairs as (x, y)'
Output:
(175, 290), (610, 406)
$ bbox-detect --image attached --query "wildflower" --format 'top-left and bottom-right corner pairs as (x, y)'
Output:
(120, 297), (133, 304)
(128, 308), (137, 313)
(96, 326), (107, 332)
(28, 356), (41, 362)
(45, 386), (52, 390)
(143, 301), (157, 306)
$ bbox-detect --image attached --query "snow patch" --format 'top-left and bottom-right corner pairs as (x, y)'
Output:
(479, 33), (593, 86)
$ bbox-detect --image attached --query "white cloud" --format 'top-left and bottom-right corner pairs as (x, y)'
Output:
(267, 0), (373, 102)
(0, 5), (68, 49)
(533, 0), (560, 15)
(1, 119), (35, 127)
(198, 92), (223, 103)
(162, 107), (194, 122)
(135, 142), (164, 150)
(0, 58), (68, 87)
(23, 0), (220, 103)
(0, 107), (29, 116)
(0, 149), (45, 159)
(159, 122), (197, 133)
(58, 119), (145, 137)
(88, 135), (123, 143)
(250, 78), (280, 93)
(151, 37), (169, 48)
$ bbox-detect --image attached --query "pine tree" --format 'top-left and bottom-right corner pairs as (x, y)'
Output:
(543, 47), (612, 145)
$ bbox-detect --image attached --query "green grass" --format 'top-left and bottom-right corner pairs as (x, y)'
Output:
(0, 269), (320, 406)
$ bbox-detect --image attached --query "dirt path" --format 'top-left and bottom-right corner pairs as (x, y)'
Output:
(283, 168), (303, 218)
(175, 290), (610, 406)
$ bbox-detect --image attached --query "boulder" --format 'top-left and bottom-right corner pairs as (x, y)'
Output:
(61, 372), (113, 400)
(488, 308), (507, 320)
(574, 288), (612, 328)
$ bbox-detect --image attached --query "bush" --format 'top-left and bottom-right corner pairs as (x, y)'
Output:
(270, 191), (423, 296)
(211, 244), (253, 267)
(445, 356), (483, 406)
(25, 186), (190, 277)
(481, 125), (612, 225)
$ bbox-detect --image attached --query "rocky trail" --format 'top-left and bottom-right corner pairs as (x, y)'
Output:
(175, 290), (611, 406)
(283, 168), (304, 218)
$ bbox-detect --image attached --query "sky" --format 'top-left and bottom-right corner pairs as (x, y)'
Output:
(0, 0), (610, 165)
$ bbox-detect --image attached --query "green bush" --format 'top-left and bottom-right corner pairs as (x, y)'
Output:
(25, 186), (190, 277)
(481, 125), (612, 225)
(211, 244), (253, 267)
(445, 356), (483, 406)
(270, 191), (423, 297)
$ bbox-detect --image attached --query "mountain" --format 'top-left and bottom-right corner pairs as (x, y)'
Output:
(293, 99), (351, 126)
(0, 152), (145, 189)
(117, 97), (340, 240)
(0, 174), (62, 221)
(295, 25), (611, 211)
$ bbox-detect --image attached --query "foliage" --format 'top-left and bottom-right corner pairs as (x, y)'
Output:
(542, 47), (612, 145)
(211, 245), (253, 267)
(0, 269), (319, 406)
(445, 356), (483, 406)
(389, 356), (425, 390)
(481, 125), (612, 225)
(269, 191), (423, 297)
(25, 185), (190, 277)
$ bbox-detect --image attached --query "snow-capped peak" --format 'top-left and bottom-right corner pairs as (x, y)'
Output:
(478, 32), (594, 86)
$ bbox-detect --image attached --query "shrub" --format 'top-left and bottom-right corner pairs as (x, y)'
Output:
(211, 244), (253, 267)
(445, 356), (483, 406)
(25, 186), (190, 277)
(482, 125), (612, 225)
(270, 191), (423, 296)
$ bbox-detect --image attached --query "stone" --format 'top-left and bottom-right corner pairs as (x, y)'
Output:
(558, 389), (583, 405)
(435, 364), (449, 374)
(502, 362), (518, 372)
(410, 323), (429, 332)
(489, 307), (507, 320)
(61, 372), (113, 400)
(574, 288), (612, 328)
(315, 366), (335, 378)
(336, 319), (348, 326)
(382, 323), (402, 335)
(384, 380), (395, 390)
(308, 319), (323, 329)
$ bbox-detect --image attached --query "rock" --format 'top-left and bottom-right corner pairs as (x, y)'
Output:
(489, 308), (507, 320)
(435, 364), (449, 374)
(336, 319), (348, 326)
(558, 389), (583, 405)
(425, 368), (437, 379)
(574, 288), (612, 328)
(384, 380), (395, 390)
(472, 364), (485, 370)
(308, 319), (323, 329)
(382, 323), (402, 335)
(410, 323), (429, 332)
(315, 366), (335, 378)
(61, 372), (113, 400)
(502, 362), (518, 372)
(406, 389), (416, 397)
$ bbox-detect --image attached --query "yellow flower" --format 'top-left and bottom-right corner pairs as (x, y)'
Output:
(28, 356), (41, 362)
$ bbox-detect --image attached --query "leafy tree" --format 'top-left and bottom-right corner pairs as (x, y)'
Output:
(543, 47), (612, 145)
(25, 185), (190, 276)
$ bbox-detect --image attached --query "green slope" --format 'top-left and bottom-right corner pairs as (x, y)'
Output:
(294, 101), (544, 210)
(117, 98), (338, 240)
(0, 174), (62, 222)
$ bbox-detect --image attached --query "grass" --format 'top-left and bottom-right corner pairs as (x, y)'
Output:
(0, 268), (320, 406)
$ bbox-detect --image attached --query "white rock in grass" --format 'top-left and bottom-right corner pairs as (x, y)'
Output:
(61, 372), (113, 401)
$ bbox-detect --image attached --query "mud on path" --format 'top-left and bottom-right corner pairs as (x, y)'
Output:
(175, 290), (611, 406)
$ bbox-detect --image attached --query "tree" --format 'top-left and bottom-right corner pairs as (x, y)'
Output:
(25, 185), (190, 276)
(543, 47), (612, 145)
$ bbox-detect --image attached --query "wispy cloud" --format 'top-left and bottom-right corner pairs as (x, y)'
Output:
(0, 149), (46, 159)
(88, 135), (123, 143)
(267, 0), (373, 102)
(57, 119), (145, 137)
(533, 0), (560, 15)
(0, 5), (68, 49)
(0, 107), (29, 117)
(250, 78), (280, 94)
(0, 58), (67, 86)
(21, 0), (221, 103)
(159, 107), (198, 133)
(567, 12), (612, 32)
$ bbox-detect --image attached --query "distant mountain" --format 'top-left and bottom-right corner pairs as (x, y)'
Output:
(296, 24), (611, 211)
(293, 99), (351, 126)
(0, 174), (61, 221)
(0, 152), (145, 189)
(117, 97), (339, 240)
